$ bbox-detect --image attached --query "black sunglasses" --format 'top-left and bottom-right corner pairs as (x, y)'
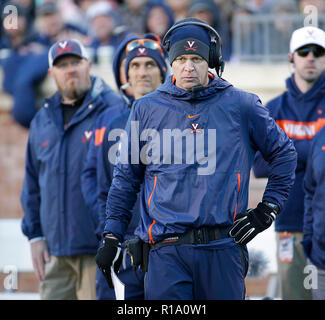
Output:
(296, 46), (325, 58)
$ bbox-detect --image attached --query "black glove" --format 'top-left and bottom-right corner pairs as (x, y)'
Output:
(95, 235), (122, 288)
(229, 202), (279, 245)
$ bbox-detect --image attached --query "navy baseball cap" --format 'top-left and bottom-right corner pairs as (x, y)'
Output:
(48, 39), (89, 68)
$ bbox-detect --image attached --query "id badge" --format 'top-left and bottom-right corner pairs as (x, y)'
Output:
(279, 233), (294, 262)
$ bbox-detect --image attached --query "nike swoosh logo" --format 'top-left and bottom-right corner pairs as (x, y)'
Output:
(188, 114), (200, 119)
(42, 141), (49, 147)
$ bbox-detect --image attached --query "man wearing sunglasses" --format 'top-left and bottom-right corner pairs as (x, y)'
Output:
(253, 26), (325, 300)
(82, 34), (168, 300)
(96, 18), (297, 300)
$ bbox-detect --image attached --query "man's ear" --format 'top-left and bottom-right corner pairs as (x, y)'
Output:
(48, 68), (54, 79)
(288, 53), (294, 63)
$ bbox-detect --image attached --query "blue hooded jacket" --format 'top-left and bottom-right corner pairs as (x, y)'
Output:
(81, 36), (139, 239)
(104, 74), (297, 243)
(303, 126), (325, 269)
(253, 71), (325, 232)
(20, 76), (124, 256)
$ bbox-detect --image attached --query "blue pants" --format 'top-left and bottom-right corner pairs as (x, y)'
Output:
(96, 252), (145, 300)
(145, 238), (248, 300)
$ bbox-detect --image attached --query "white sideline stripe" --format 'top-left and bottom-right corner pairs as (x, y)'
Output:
(0, 219), (33, 271)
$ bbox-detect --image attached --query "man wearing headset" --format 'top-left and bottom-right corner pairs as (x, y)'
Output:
(96, 18), (297, 300)
(253, 26), (325, 300)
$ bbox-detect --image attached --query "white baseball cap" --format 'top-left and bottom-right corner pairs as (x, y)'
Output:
(290, 26), (325, 53)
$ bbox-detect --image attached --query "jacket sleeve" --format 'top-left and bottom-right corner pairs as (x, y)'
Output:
(303, 141), (316, 242)
(20, 127), (42, 240)
(246, 94), (297, 211)
(301, 152), (315, 258)
(252, 151), (270, 178)
(81, 128), (99, 218)
(252, 101), (275, 178)
(103, 104), (145, 242)
(96, 122), (121, 239)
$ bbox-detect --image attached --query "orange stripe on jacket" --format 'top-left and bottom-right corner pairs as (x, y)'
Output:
(148, 176), (157, 207)
(147, 176), (157, 244)
(233, 173), (241, 221)
(94, 127), (106, 146)
(148, 220), (156, 244)
(276, 118), (325, 140)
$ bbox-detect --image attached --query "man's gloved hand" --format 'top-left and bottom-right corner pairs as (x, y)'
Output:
(229, 202), (279, 245)
(95, 235), (122, 288)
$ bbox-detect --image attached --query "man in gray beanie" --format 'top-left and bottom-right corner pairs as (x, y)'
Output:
(96, 18), (297, 300)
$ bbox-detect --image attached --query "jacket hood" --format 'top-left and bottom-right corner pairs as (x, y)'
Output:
(286, 70), (325, 101)
(157, 73), (232, 100)
(112, 35), (140, 90)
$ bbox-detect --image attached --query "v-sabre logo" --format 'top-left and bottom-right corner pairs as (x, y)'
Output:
(184, 40), (198, 51)
(137, 48), (147, 56)
(82, 130), (93, 143)
(276, 118), (325, 140)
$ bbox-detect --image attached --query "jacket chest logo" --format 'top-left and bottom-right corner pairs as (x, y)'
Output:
(276, 118), (325, 140)
(189, 123), (202, 133)
(82, 130), (93, 143)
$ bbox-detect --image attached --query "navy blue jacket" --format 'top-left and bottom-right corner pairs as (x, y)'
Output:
(303, 126), (325, 269)
(20, 76), (124, 256)
(81, 35), (139, 240)
(104, 74), (297, 243)
(253, 71), (325, 231)
(81, 104), (129, 239)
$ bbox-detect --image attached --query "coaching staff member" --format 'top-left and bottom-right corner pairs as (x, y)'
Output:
(96, 18), (297, 300)
(20, 39), (123, 299)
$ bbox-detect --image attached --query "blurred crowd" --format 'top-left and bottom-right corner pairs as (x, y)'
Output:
(0, 0), (325, 128)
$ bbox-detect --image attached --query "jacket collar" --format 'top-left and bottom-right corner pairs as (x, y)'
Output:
(158, 72), (232, 100)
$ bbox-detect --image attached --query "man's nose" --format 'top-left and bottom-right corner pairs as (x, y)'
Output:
(306, 51), (316, 60)
(138, 65), (149, 76)
(184, 60), (195, 71)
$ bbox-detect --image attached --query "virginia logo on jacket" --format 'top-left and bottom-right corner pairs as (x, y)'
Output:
(276, 118), (325, 140)
(82, 130), (93, 143)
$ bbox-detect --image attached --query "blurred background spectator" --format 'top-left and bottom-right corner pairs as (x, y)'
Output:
(0, 1), (48, 128)
(298, 0), (325, 14)
(36, 1), (87, 45)
(188, 0), (232, 60)
(166, 0), (191, 22)
(85, 1), (130, 65)
(118, 0), (149, 35)
(143, 0), (174, 39)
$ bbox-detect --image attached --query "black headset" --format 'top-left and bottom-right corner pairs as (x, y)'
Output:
(162, 17), (225, 77)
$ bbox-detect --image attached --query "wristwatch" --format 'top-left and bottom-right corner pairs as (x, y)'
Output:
(263, 201), (280, 215)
